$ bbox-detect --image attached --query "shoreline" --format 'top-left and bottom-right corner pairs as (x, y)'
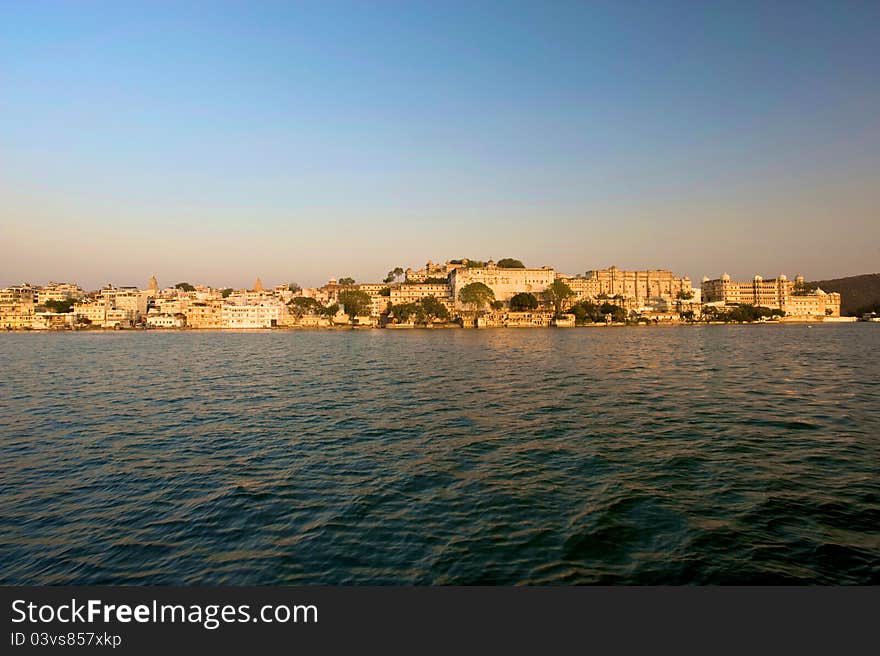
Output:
(1, 318), (866, 334)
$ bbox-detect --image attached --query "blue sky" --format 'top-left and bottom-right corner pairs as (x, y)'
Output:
(2, 0), (878, 289)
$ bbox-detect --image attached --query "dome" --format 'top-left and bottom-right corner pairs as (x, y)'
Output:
(721, 273), (731, 282)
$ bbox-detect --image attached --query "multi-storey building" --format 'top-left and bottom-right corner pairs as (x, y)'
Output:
(99, 286), (150, 317)
(701, 273), (791, 307)
(153, 297), (191, 315)
(389, 282), (455, 315)
(221, 301), (285, 328)
(784, 289), (841, 317)
(184, 301), (223, 329)
(450, 260), (556, 309)
(0, 285), (36, 305)
(104, 308), (138, 328)
(404, 260), (464, 282)
(73, 300), (109, 325)
(146, 313), (186, 328)
(35, 282), (85, 304)
(701, 274), (841, 317)
(0, 286), (36, 329)
(0, 305), (34, 329)
(564, 266), (693, 303)
(32, 312), (76, 330)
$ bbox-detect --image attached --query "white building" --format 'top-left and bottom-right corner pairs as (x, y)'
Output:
(146, 313), (186, 328)
(221, 302), (285, 328)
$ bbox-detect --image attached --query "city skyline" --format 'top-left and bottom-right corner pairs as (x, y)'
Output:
(0, 258), (866, 294)
(3, 1), (879, 289)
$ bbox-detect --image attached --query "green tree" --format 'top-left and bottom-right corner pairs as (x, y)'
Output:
(458, 282), (495, 314)
(220, 288), (233, 298)
(570, 300), (602, 324)
(337, 277), (355, 286)
(391, 302), (420, 323)
(419, 296), (450, 323)
(287, 296), (322, 318)
(509, 292), (538, 311)
(497, 258), (525, 268)
(676, 289), (694, 300)
(321, 303), (340, 325)
(544, 280), (575, 317)
(383, 266), (405, 283)
(599, 302), (627, 323)
(337, 290), (372, 324)
(175, 282), (196, 292)
(288, 282), (302, 293)
(449, 258), (485, 267)
(43, 299), (75, 313)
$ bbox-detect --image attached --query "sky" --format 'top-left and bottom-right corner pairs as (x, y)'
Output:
(2, 0), (878, 290)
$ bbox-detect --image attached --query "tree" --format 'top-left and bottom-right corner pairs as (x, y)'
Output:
(490, 300), (504, 311)
(793, 279), (811, 295)
(458, 282), (495, 314)
(220, 288), (233, 298)
(599, 302), (627, 323)
(337, 290), (372, 324)
(676, 289), (694, 300)
(383, 266), (405, 284)
(44, 299), (75, 313)
(288, 282), (302, 293)
(321, 303), (340, 325)
(450, 258), (486, 268)
(338, 277), (355, 286)
(287, 296), (322, 318)
(544, 280), (575, 317)
(497, 258), (525, 268)
(391, 302), (420, 323)
(509, 292), (538, 311)
(419, 296), (450, 323)
(175, 282), (196, 292)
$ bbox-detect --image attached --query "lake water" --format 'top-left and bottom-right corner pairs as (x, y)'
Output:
(1, 325), (878, 584)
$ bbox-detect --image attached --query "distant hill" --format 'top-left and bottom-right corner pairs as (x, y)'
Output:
(806, 273), (880, 316)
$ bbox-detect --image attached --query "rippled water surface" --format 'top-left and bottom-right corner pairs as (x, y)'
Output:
(1, 325), (878, 584)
